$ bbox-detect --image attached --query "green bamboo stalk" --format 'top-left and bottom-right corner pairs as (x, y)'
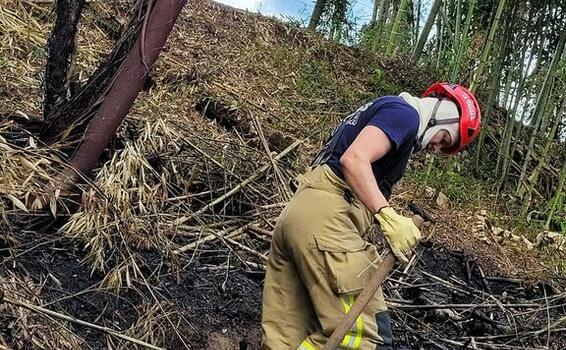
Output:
(494, 63), (517, 175)
(386, 0), (410, 55)
(498, 8), (542, 190)
(412, 0), (441, 60)
(373, 0), (390, 50)
(516, 27), (566, 198)
(438, 7), (456, 48)
(436, 6), (443, 69)
(308, 0), (328, 31)
(371, 0), (380, 24)
(497, 65), (528, 182)
(450, 0), (476, 81)
(521, 97), (566, 217)
(454, 0), (461, 50)
(545, 158), (566, 230)
(474, 41), (505, 168)
(414, 0), (421, 45)
(470, 0), (507, 92)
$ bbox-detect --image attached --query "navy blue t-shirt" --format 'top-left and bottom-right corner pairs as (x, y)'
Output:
(324, 96), (420, 179)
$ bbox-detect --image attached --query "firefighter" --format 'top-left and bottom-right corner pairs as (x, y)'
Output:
(261, 83), (481, 350)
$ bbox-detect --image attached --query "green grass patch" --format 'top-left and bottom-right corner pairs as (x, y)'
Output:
(407, 156), (491, 209)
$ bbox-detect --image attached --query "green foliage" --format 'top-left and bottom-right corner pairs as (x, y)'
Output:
(0, 57), (11, 70)
(367, 67), (401, 96)
(297, 60), (337, 97)
(544, 192), (566, 232)
(407, 156), (492, 209)
(358, 24), (380, 51)
(32, 45), (46, 59)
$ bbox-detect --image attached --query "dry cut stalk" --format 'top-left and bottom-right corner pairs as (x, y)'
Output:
(175, 139), (301, 224)
(173, 226), (246, 254)
(247, 225), (273, 237)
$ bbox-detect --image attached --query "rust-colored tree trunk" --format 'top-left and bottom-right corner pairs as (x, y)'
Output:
(61, 0), (187, 181)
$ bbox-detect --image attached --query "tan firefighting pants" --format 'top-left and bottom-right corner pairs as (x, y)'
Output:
(262, 165), (393, 350)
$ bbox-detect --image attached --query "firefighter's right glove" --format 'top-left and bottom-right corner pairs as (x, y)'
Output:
(373, 207), (421, 263)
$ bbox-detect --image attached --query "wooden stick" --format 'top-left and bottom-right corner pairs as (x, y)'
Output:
(2, 296), (165, 350)
(323, 253), (397, 350)
(323, 216), (423, 350)
(223, 236), (269, 262)
(250, 112), (291, 201)
(244, 261), (266, 270)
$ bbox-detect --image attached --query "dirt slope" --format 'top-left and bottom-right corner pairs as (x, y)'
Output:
(0, 0), (564, 349)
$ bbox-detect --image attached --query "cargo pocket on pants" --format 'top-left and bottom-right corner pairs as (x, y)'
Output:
(314, 234), (382, 296)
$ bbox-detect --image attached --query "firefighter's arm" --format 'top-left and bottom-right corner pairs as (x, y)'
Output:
(340, 125), (390, 213)
(340, 125), (421, 262)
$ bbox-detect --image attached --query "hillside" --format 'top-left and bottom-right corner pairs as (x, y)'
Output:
(0, 0), (564, 349)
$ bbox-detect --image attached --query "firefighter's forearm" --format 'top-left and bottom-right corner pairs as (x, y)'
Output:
(340, 153), (389, 213)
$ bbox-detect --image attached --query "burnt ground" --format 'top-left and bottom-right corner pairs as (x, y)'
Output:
(0, 0), (564, 349)
(0, 227), (263, 350)
(1, 222), (564, 349)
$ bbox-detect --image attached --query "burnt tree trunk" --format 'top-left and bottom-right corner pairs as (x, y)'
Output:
(58, 0), (187, 184)
(42, 1), (148, 142)
(43, 0), (86, 120)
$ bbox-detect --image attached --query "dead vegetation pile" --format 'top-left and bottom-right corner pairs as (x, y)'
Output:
(0, 0), (564, 349)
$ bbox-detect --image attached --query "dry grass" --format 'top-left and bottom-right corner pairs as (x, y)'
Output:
(0, 0), (564, 349)
(0, 273), (84, 349)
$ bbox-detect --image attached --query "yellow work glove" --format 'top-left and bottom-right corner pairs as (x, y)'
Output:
(374, 207), (422, 263)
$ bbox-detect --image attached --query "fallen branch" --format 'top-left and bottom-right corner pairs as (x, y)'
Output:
(247, 225), (273, 237)
(1, 295), (165, 350)
(223, 236), (269, 262)
(387, 301), (539, 310)
(173, 226), (246, 254)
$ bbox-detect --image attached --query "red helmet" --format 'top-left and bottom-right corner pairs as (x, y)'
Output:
(423, 82), (481, 154)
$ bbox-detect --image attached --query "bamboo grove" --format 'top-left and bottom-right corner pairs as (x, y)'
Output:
(307, 0), (566, 230)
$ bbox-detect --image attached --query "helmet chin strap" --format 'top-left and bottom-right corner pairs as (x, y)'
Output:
(414, 98), (460, 152)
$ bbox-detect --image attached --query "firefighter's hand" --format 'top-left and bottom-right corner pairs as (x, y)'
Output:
(374, 207), (421, 263)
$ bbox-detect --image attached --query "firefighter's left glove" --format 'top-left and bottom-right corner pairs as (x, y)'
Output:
(374, 207), (421, 263)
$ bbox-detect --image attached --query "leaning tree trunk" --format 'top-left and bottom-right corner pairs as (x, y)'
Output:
(43, 0), (86, 120)
(308, 0), (328, 31)
(43, 1), (150, 142)
(56, 0), (187, 187)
